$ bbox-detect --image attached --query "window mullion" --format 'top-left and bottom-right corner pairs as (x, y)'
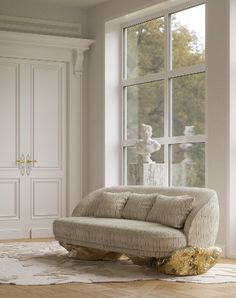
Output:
(122, 135), (206, 147)
(123, 28), (128, 80)
(167, 64), (205, 79)
(164, 12), (171, 185)
(169, 144), (173, 186)
(121, 72), (165, 87)
(122, 28), (127, 184)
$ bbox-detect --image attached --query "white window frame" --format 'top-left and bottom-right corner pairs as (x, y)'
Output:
(121, 0), (206, 186)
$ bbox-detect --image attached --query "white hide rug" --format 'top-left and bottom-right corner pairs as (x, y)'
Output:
(0, 241), (236, 285)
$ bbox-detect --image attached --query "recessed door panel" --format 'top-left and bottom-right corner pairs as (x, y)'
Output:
(32, 179), (61, 218)
(0, 62), (19, 168)
(0, 179), (19, 219)
(31, 65), (62, 169)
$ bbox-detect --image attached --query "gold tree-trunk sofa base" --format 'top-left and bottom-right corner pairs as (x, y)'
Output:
(59, 242), (222, 276)
(129, 246), (222, 276)
(59, 242), (122, 261)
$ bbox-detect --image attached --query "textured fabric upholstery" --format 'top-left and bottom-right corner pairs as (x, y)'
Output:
(146, 194), (194, 228)
(72, 192), (100, 217)
(53, 217), (187, 258)
(94, 192), (130, 218)
(122, 193), (156, 221)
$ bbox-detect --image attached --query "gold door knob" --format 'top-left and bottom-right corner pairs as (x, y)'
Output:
(16, 160), (25, 163)
(26, 154), (37, 175)
(16, 154), (25, 176)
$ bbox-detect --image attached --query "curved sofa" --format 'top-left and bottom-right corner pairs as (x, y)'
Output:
(53, 186), (219, 258)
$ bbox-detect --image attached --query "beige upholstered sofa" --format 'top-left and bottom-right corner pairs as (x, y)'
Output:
(53, 186), (219, 259)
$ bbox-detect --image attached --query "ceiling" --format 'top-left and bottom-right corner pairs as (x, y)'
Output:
(33, 0), (112, 9)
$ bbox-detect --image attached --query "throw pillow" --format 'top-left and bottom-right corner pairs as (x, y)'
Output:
(72, 197), (100, 217)
(146, 194), (195, 228)
(122, 193), (157, 221)
(94, 191), (130, 218)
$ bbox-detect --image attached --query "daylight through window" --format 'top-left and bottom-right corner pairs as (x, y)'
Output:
(122, 3), (205, 187)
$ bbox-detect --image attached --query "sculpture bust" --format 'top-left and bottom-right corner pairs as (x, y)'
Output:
(180, 126), (195, 162)
(136, 124), (161, 163)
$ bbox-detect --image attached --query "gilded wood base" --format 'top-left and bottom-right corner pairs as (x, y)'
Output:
(59, 242), (222, 276)
(129, 246), (222, 276)
(156, 246), (222, 276)
(59, 242), (122, 261)
(126, 255), (157, 268)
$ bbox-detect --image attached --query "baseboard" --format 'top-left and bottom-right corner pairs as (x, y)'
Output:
(225, 247), (236, 259)
(216, 242), (226, 258)
(30, 228), (53, 239)
(227, 253), (236, 259)
(0, 229), (23, 239)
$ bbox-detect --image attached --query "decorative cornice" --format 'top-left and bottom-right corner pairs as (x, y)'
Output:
(0, 14), (82, 37)
(0, 30), (93, 49)
(0, 30), (94, 74)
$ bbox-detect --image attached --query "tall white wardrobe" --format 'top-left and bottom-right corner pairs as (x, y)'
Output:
(0, 30), (93, 239)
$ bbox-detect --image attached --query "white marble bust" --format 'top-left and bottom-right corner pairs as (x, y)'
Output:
(136, 124), (161, 163)
(180, 126), (195, 162)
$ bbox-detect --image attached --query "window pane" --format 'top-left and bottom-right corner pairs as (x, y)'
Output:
(127, 146), (138, 165)
(171, 143), (205, 187)
(127, 81), (164, 139)
(172, 73), (205, 136)
(171, 5), (205, 69)
(126, 17), (164, 79)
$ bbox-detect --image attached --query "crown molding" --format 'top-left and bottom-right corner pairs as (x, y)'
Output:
(0, 30), (94, 75)
(0, 14), (82, 37)
(0, 30), (93, 50)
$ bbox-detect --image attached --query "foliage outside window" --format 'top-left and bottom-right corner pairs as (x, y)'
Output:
(122, 3), (205, 187)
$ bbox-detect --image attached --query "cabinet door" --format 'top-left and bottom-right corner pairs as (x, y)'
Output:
(0, 58), (28, 239)
(25, 60), (67, 238)
(0, 58), (67, 239)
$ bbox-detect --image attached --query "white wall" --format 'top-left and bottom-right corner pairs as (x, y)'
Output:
(206, 0), (229, 255)
(0, 0), (88, 35)
(86, 0), (167, 192)
(229, 0), (236, 258)
(86, 0), (230, 253)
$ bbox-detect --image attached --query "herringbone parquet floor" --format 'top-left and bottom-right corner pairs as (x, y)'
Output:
(0, 239), (235, 298)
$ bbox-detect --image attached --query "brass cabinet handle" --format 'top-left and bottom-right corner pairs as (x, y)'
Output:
(16, 160), (25, 163)
(26, 160), (38, 163)
(25, 154), (37, 175)
(16, 154), (25, 176)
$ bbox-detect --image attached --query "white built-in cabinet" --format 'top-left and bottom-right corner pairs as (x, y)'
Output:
(0, 31), (93, 239)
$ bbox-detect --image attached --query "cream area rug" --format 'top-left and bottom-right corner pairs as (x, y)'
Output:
(0, 241), (236, 285)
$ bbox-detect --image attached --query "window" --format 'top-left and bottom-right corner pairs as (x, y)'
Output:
(122, 3), (205, 187)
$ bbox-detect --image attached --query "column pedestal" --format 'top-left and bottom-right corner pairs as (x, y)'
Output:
(128, 163), (166, 186)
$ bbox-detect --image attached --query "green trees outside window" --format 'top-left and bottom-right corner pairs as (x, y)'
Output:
(123, 3), (206, 187)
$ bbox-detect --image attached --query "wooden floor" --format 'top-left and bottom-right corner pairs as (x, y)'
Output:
(0, 239), (236, 298)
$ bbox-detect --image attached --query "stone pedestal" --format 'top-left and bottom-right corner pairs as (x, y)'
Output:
(128, 163), (166, 186)
(172, 160), (198, 186)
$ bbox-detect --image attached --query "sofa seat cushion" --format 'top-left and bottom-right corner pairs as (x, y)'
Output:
(53, 217), (187, 258)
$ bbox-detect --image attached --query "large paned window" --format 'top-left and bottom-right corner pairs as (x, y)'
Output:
(122, 3), (205, 187)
